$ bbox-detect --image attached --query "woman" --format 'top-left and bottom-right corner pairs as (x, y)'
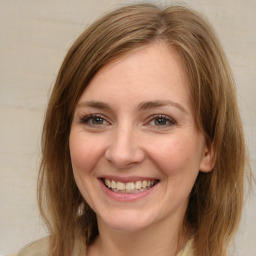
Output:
(16, 3), (249, 256)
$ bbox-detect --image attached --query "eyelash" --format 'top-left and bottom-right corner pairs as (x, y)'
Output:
(79, 114), (176, 128)
(79, 114), (110, 126)
(146, 114), (176, 128)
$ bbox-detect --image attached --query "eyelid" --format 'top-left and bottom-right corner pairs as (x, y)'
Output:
(78, 113), (176, 129)
(144, 114), (176, 128)
(79, 113), (111, 126)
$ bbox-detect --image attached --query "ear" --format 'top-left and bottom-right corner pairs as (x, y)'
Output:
(199, 143), (216, 173)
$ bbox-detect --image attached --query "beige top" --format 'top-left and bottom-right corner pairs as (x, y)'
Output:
(12, 236), (194, 256)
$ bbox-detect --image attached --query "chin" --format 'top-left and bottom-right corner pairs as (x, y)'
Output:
(97, 209), (157, 233)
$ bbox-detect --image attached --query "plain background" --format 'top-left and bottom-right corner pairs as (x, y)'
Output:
(0, 0), (255, 255)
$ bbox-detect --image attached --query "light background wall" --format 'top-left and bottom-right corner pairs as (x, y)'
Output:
(0, 0), (255, 255)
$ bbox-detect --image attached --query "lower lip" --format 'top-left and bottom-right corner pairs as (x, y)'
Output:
(99, 179), (159, 202)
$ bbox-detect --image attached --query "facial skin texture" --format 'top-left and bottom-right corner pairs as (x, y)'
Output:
(69, 43), (214, 255)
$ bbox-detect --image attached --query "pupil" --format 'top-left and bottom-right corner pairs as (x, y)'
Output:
(93, 117), (103, 124)
(156, 118), (166, 125)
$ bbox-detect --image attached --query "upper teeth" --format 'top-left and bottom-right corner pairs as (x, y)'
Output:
(104, 179), (156, 193)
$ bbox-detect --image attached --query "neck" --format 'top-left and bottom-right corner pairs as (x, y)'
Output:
(88, 215), (188, 256)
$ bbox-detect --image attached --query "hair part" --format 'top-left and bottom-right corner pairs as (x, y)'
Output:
(38, 4), (249, 256)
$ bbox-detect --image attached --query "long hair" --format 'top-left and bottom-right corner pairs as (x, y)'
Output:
(38, 4), (248, 256)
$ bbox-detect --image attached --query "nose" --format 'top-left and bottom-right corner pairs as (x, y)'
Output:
(105, 125), (145, 169)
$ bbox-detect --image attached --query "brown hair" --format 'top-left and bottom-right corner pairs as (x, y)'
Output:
(38, 4), (248, 256)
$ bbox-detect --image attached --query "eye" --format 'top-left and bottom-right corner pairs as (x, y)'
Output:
(146, 114), (176, 128)
(80, 114), (110, 126)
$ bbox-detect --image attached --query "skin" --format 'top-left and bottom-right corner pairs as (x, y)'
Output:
(69, 42), (214, 256)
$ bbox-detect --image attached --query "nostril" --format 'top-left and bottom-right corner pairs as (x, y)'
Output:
(105, 147), (144, 169)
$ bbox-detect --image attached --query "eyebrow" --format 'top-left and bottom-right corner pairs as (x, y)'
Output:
(76, 100), (188, 114)
(138, 100), (188, 113)
(77, 101), (112, 111)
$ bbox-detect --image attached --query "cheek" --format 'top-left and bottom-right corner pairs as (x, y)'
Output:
(147, 134), (203, 177)
(69, 134), (88, 171)
(69, 131), (103, 207)
(69, 131), (105, 173)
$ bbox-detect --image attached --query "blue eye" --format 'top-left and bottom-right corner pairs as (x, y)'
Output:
(80, 114), (109, 126)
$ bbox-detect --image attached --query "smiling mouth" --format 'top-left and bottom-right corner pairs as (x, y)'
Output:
(102, 178), (159, 194)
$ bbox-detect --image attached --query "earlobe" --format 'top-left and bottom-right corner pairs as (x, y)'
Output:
(199, 143), (216, 173)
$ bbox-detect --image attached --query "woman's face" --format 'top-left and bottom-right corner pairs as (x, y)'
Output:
(69, 43), (213, 233)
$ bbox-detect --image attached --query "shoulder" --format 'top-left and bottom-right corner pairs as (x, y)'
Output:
(177, 237), (194, 256)
(16, 236), (49, 256)
(14, 235), (87, 256)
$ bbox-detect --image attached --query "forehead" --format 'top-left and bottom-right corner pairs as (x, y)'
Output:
(78, 42), (191, 112)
